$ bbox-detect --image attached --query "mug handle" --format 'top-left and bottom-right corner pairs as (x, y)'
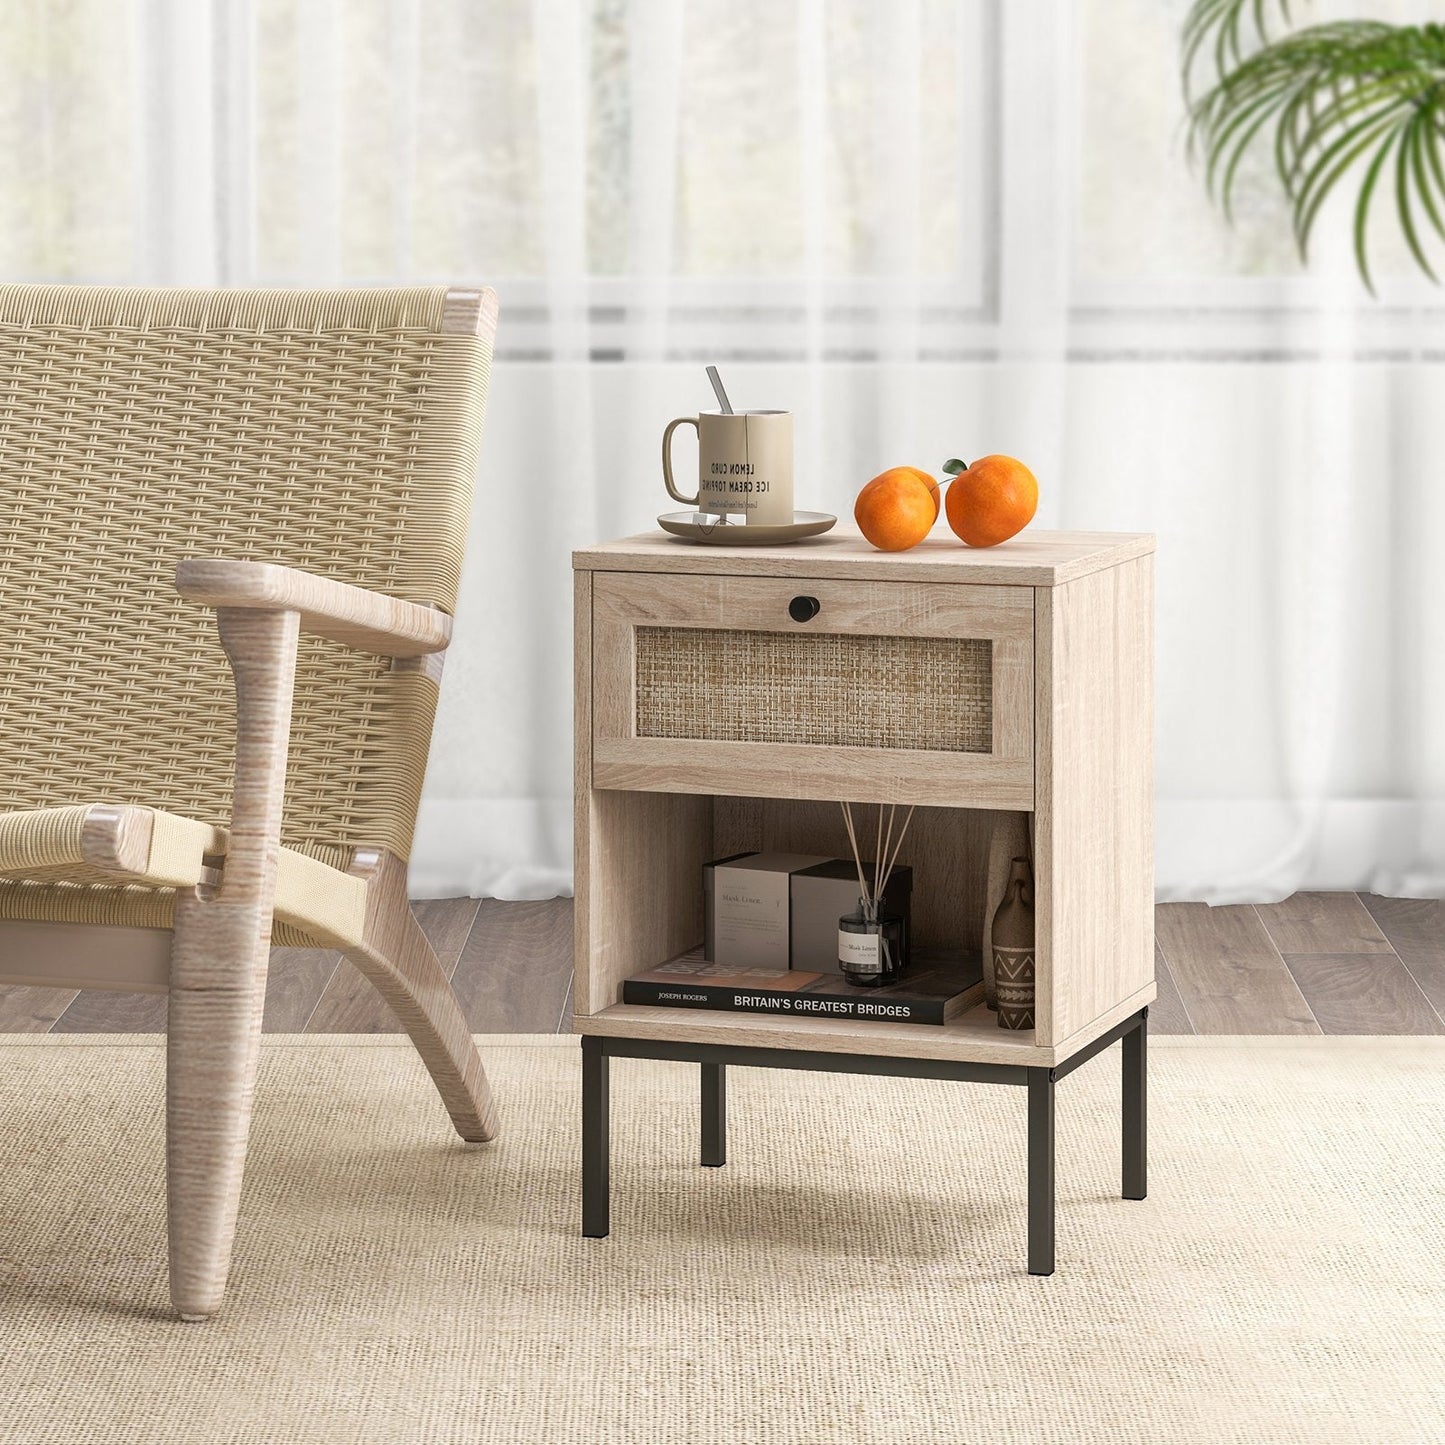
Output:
(662, 416), (700, 506)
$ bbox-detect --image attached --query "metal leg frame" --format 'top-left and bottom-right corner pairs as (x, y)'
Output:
(580, 1008), (1149, 1272)
(1122, 1013), (1147, 1200)
(1027, 1067), (1056, 1275)
(581, 1036), (610, 1238)
(701, 1062), (726, 1167)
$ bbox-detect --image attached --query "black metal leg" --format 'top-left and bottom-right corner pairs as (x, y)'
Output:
(701, 1062), (726, 1167)
(1122, 1009), (1147, 1201)
(582, 1036), (610, 1238)
(1027, 1068), (1056, 1276)
(574, 1035), (1141, 1273)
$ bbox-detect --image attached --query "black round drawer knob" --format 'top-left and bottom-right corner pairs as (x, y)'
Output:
(788, 595), (821, 623)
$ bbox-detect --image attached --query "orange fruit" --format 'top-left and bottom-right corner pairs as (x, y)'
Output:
(854, 467), (937, 552)
(943, 455), (1038, 547)
(899, 466), (940, 521)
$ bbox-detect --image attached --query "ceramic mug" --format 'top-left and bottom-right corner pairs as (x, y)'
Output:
(662, 409), (793, 525)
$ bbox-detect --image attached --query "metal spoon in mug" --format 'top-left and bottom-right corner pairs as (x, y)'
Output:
(697, 366), (736, 524)
(706, 365), (734, 415)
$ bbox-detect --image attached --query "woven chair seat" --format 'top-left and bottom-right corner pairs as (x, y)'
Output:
(0, 283), (501, 1319)
(0, 804), (366, 948)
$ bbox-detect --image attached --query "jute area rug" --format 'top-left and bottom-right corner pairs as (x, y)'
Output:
(1, 1035), (1440, 1445)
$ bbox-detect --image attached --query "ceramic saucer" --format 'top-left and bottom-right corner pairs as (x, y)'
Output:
(656, 510), (838, 546)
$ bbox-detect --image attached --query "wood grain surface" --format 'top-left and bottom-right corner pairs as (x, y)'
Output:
(1361, 895), (1445, 1014)
(50, 988), (169, 1033)
(712, 796), (999, 960)
(588, 570), (1035, 810)
(1032, 556), (1155, 1048)
(1282, 953), (1445, 1035)
(1154, 902), (1320, 1034)
(450, 899), (574, 1033)
(22, 893), (1445, 1037)
(307, 899), (478, 1032)
(260, 949), (342, 1032)
(1147, 943), (1193, 1035)
(574, 528), (1155, 587)
(1255, 892), (1395, 955)
(175, 558), (453, 659)
(0, 983), (76, 1032)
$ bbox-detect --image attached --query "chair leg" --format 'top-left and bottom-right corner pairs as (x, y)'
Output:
(166, 898), (271, 1322)
(342, 852), (499, 1143)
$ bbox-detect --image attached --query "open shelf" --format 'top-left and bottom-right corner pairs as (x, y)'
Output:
(577, 998), (1058, 1066)
(574, 788), (1054, 1065)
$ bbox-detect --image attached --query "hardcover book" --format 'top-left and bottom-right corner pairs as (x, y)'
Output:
(622, 948), (984, 1026)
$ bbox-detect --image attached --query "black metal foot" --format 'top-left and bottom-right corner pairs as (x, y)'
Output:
(1122, 1009), (1147, 1200)
(1028, 1067), (1056, 1275)
(701, 1062), (726, 1167)
(582, 1036), (610, 1237)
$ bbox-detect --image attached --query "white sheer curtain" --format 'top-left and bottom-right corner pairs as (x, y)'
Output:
(2, 0), (1441, 901)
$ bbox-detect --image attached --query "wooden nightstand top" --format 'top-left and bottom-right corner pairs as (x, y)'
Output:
(573, 527), (1154, 587)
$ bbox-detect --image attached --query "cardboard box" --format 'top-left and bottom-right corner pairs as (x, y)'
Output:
(703, 853), (831, 969)
(704, 853), (913, 974)
(790, 860), (913, 975)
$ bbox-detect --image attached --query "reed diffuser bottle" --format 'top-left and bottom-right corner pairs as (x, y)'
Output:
(838, 895), (907, 987)
(836, 801), (914, 988)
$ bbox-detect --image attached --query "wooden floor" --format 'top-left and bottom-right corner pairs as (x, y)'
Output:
(0, 892), (1441, 1036)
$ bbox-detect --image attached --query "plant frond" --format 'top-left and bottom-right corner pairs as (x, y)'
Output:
(1187, 21), (1445, 288)
(1351, 124), (1402, 293)
(1290, 94), (1408, 247)
(1182, 0), (1299, 91)
(1397, 109), (1437, 283)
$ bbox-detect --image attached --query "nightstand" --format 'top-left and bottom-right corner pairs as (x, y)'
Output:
(572, 528), (1154, 1273)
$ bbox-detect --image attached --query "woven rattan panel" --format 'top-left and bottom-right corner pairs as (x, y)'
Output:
(0, 880), (332, 949)
(635, 628), (993, 752)
(0, 285), (491, 871)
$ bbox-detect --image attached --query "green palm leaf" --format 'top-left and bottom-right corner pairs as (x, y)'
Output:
(1186, 21), (1445, 290)
(1183, 0), (1297, 89)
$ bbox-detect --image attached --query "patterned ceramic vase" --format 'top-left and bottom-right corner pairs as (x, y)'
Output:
(982, 812), (1031, 1009)
(991, 857), (1035, 1031)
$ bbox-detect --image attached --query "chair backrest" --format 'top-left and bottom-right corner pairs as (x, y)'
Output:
(0, 284), (495, 868)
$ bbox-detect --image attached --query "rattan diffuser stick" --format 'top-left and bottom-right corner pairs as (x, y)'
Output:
(881, 806), (915, 889)
(842, 802), (869, 904)
(839, 801), (916, 916)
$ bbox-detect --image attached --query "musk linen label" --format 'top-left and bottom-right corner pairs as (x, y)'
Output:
(838, 929), (882, 974)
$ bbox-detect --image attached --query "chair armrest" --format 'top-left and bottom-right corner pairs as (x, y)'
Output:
(175, 558), (452, 658)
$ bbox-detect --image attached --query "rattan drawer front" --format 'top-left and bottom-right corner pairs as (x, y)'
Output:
(591, 572), (1034, 807)
(635, 628), (992, 751)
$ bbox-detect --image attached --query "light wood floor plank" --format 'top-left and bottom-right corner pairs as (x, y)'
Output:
(307, 898), (479, 1033)
(262, 949), (342, 1032)
(51, 989), (168, 1033)
(1155, 902), (1319, 1034)
(30, 894), (1445, 1039)
(1283, 952), (1445, 1035)
(0, 985), (78, 1033)
(1254, 892), (1394, 955)
(1361, 895), (1445, 1017)
(1147, 944), (1194, 1035)
(451, 898), (573, 1034)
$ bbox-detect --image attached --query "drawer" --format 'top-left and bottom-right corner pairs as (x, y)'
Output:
(589, 572), (1034, 807)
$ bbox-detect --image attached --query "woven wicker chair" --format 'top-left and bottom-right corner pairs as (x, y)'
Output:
(0, 283), (500, 1320)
